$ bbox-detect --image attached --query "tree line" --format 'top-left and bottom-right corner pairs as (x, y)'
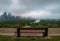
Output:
(0, 19), (60, 28)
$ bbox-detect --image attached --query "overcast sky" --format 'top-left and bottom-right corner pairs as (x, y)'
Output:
(0, 0), (60, 19)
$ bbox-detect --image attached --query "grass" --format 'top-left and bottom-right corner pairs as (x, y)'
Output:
(16, 36), (60, 41)
(0, 35), (15, 41)
(0, 35), (60, 41)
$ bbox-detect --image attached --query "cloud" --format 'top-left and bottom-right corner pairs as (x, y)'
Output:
(21, 10), (51, 18)
(0, 0), (60, 19)
(20, 8), (60, 19)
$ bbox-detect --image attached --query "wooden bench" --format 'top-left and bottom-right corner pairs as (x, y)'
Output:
(15, 28), (48, 37)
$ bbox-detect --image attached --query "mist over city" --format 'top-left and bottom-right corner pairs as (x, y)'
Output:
(0, 0), (60, 19)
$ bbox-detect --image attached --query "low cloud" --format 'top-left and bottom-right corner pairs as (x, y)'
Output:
(0, 0), (60, 19)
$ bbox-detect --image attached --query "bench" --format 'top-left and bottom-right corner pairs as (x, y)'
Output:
(15, 28), (48, 37)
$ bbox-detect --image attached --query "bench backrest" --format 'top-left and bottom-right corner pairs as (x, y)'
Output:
(16, 28), (47, 37)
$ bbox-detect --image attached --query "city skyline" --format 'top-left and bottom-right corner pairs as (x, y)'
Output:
(0, 12), (21, 20)
(0, 0), (60, 19)
(0, 12), (33, 20)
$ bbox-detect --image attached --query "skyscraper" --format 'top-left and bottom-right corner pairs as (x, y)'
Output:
(3, 12), (8, 19)
(11, 16), (16, 20)
(8, 13), (12, 20)
(0, 15), (4, 22)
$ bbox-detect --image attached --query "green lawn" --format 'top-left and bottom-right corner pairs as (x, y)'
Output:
(0, 35), (60, 41)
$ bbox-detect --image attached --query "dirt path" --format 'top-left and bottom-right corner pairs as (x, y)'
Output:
(48, 28), (60, 36)
(0, 28), (16, 36)
(0, 28), (60, 36)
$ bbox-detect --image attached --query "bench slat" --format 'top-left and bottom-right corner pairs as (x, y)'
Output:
(20, 30), (45, 33)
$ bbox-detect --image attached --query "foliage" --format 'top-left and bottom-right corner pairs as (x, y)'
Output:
(0, 19), (60, 28)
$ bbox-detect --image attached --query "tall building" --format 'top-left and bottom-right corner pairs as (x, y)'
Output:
(1, 15), (4, 18)
(3, 12), (8, 19)
(8, 13), (12, 20)
(11, 16), (16, 20)
(0, 15), (4, 22)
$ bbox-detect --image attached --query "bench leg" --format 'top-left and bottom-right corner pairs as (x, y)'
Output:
(43, 28), (48, 37)
(17, 28), (20, 37)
